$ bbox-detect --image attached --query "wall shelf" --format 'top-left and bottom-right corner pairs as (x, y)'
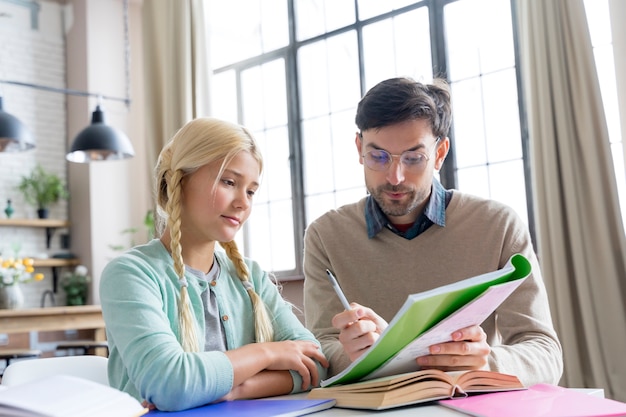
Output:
(33, 258), (80, 268)
(0, 218), (77, 292)
(0, 218), (70, 248)
(0, 219), (69, 228)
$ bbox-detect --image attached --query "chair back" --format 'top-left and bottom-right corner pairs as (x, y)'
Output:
(1, 355), (108, 387)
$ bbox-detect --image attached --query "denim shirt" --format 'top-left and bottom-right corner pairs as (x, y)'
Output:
(365, 177), (452, 240)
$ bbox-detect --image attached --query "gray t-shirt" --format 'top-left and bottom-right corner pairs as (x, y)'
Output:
(186, 258), (228, 351)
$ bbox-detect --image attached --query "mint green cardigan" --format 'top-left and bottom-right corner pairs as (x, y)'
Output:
(100, 239), (325, 411)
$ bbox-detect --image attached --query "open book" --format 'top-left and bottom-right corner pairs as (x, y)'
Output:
(0, 374), (148, 417)
(308, 368), (524, 410)
(322, 253), (532, 387)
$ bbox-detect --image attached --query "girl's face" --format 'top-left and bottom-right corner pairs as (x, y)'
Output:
(180, 150), (260, 245)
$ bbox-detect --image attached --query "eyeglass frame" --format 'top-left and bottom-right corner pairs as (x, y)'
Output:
(358, 134), (441, 173)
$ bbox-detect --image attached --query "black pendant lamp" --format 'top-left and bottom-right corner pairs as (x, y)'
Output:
(66, 105), (135, 163)
(0, 96), (35, 152)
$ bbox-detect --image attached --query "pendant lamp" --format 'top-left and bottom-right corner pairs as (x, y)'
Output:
(0, 96), (35, 152)
(66, 105), (135, 163)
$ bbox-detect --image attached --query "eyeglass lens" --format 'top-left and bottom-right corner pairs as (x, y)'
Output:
(364, 149), (429, 171)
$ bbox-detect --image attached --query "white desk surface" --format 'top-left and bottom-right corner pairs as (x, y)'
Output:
(279, 388), (604, 416)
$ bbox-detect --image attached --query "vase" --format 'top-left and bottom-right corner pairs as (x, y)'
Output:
(37, 208), (49, 219)
(0, 284), (25, 309)
(4, 199), (13, 219)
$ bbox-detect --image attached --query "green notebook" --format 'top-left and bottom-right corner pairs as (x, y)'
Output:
(322, 253), (532, 387)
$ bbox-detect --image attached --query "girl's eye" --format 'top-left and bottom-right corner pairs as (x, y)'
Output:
(222, 179), (235, 187)
(247, 189), (256, 197)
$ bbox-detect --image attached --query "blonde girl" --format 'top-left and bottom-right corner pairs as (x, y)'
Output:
(100, 117), (328, 411)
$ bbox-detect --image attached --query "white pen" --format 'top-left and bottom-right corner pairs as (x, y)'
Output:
(326, 269), (353, 311)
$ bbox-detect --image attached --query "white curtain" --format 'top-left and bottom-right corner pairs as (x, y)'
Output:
(142, 0), (210, 171)
(516, 0), (626, 401)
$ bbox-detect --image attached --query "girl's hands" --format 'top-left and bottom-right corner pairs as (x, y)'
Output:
(224, 339), (328, 397)
(263, 340), (329, 390)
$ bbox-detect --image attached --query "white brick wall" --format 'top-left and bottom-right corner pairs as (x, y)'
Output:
(1, 2), (70, 308)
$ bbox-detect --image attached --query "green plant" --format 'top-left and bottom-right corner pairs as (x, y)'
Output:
(61, 265), (91, 306)
(109, 209), (155, 251)
(17, 164), (69, 210)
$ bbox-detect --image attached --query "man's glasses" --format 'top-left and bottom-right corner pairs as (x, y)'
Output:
(362, 138), (440, 173)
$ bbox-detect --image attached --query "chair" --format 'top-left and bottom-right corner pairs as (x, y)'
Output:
(0, 348), (42, 376)
(1, 355), (109, 387)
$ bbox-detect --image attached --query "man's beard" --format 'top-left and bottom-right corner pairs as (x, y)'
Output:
(369, 184), (424, 217)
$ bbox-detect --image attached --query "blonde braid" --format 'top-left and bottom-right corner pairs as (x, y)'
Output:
(166, 169), (200, 352)
(220, 240), (274, 343)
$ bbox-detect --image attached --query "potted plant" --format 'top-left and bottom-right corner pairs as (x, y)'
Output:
(17, 164), (69, 219)
(61, 265), (91, 306)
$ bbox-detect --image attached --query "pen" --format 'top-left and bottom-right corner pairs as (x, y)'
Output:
(326, 269), (353, 311)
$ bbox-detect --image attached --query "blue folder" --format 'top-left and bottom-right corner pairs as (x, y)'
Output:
(148, 398), (336, 416)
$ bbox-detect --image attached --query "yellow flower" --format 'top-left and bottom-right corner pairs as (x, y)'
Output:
(0, 257), (45, 287)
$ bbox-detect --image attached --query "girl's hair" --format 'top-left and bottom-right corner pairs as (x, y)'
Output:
(155, 117), (274, 351)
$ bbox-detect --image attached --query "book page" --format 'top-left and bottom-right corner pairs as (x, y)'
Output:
(366, 279), (526, 380)
(0, 375), (147, 417)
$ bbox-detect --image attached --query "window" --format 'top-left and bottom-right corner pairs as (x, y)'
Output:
(206, 0), (622, 279)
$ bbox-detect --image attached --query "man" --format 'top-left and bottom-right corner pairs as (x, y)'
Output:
(303, 77), (563, 386)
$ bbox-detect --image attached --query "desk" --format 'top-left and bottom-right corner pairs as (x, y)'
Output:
(0, 306), (106, 356)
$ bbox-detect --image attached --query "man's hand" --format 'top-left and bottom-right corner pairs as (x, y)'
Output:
(416, 324), (491, 371)
(331, 303), (388, 362)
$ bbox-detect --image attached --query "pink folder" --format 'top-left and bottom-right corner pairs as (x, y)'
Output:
(438, 384), (626, 417)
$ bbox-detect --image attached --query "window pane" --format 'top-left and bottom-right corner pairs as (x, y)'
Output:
(362, 7), (432, 89)
(457, 165), (489, 198)
(246, 200), (296, 272)
(445, 0), (515, 82)
(330, 109), (363, 192)
(457, 160), (528, 225)
(298, 31), (359, 118)
(261, 126), (292, 201)
(260, 0), (289, 52)
(295, 0), (356, 41)
(451, 78), (487, 168)
(326, 32), (361, 113)
(302, 117), (334, 196)
(357, 0), (419, 21)
(240, 61), (293, 272)
(241, 59), (287, 130)
(208, 0), (287, 68)
(488, 160), (528, 225)
(482, 69), (522, 163)
(210, 70), (238, 123)
(298, 41), (330, 118)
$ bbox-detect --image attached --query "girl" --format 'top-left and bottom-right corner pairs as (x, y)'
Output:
(100, 117), (328, 411)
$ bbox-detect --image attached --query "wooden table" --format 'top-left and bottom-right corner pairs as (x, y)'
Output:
(0, 305), (106, 356)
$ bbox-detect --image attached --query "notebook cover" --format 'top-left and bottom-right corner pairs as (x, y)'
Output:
(438, 384), (626, 417)
(148, 398), (335, 416)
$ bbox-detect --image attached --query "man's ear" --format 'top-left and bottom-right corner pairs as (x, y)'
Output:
(355, 132), (364, 164)
(434, 137), (450, 170)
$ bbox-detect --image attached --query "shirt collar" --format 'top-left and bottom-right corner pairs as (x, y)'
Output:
(365, 177), (449, 239)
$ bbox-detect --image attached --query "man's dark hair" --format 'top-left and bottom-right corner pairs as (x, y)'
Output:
(355, 77), (452, 139)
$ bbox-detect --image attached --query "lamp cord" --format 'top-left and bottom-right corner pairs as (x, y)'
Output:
(123, 0), (131, 108)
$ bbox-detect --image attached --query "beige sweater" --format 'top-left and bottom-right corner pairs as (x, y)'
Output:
(303, 191), (563, 386)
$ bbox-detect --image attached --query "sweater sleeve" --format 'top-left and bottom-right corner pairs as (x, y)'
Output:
(302, 222), (353, 377)
(248, 260), (328, 391)
(486, 221), (564, 386)
(100, 252), (234, 411)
